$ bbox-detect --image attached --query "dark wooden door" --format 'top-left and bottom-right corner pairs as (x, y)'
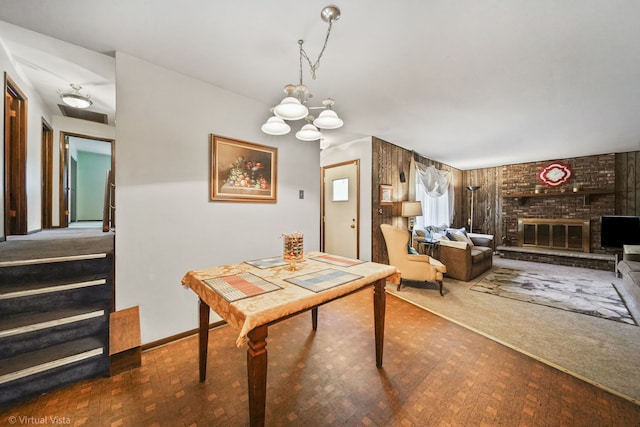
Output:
(4, 78), (28, 235)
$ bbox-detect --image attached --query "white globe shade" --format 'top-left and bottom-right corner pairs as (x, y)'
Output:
(313, 109), (343, 129)
(273, 97), (309, 121)
(296, 124), (322, 141)
(261, 116), (291, 135)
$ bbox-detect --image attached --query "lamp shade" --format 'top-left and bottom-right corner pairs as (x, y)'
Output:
(261, 116), (291, 135)
(273, 97), (309, 121)
(313, 109), (343, 129)
(295, 123), (322, 141)
(401, 201), (422, 217)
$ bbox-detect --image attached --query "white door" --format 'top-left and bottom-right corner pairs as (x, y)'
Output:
(322, 160), (359, 258)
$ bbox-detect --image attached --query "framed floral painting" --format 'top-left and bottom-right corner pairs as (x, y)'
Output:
(210, 135), (277, 202)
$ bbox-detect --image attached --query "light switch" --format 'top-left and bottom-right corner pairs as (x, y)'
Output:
(299, 190), (304, 199)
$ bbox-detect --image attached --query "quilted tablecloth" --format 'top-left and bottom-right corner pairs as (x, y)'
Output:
(181, 251), (398, 347)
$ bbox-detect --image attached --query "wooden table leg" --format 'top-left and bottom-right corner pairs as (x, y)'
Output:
(247, 325), (268, 427)
(311, 307), (318, 331)
(373, 278), (386, 368)
(199, 298), (210, 382)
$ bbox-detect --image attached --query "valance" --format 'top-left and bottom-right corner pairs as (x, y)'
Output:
(409, 157), (455, 226)
(409, 157), (451, 198)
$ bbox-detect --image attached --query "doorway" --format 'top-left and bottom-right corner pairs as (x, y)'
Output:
(3, 74), (28, 236)
(59, 132), (114, 228)
(321, 160), (360, 258)
(41, 119), (54, 229)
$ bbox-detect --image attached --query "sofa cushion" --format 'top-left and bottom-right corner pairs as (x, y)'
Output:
(470, 248), (486, 263)
(627, 272), (640, 289)
(470, 246), (492, 263)
(618, 260), (640, 276)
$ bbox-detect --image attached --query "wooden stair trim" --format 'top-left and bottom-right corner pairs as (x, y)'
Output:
(0, 343), (104, 385)
(0, 279), (106, 300)
(0, 253), (107, 268)
(0, 309), (105, 339)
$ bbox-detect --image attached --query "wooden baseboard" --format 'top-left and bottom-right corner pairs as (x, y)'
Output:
(110, 347), (141, 375)
(141, 320), (227, 352)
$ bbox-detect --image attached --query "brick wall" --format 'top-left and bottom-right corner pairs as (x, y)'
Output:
(501, 154), (616, 254)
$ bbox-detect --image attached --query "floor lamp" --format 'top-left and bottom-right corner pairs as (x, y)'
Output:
(466, 185), (480, 233)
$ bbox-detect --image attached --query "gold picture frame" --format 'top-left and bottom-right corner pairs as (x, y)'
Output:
(210, 135), (278, 203)
(379, 184), (393, 206)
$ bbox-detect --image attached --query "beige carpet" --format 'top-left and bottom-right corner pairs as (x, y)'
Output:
(387, 256), (640, 405)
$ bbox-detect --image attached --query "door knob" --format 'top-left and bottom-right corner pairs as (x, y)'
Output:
(350, 224), (355, 228)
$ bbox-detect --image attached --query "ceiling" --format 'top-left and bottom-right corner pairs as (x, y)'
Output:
(0, 1), (639, 170)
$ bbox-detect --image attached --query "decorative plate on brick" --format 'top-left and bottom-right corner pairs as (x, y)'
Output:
(537, 162), (572, 187)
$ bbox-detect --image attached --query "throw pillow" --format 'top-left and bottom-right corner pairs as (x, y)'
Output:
(447, 228), (474, 246)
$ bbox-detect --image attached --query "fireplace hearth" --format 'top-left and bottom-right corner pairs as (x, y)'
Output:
(517, 218), (590, 253)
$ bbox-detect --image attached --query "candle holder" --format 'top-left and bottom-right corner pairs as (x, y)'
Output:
(282, 232), (304, 271)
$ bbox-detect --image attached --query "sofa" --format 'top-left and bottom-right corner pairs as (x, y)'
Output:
(616, 247), (640, 324)
(414, 228), (494, 281)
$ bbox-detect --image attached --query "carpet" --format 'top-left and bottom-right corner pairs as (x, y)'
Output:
(386, 257), (640, 404)
(471, 267), (636, 325)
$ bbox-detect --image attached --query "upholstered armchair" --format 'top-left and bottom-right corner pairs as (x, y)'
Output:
(380, 224), (447, 295)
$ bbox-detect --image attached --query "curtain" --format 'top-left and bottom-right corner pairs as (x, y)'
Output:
(410, 157), (455, 229)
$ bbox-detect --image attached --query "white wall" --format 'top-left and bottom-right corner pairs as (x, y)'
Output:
(320, 138), (373, 261)
(115, 53), (321, 344)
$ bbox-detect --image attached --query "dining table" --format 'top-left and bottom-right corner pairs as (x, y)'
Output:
(181, 251), (399, 426)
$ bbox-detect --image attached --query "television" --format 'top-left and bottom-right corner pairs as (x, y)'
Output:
(600, 215), (640, 248)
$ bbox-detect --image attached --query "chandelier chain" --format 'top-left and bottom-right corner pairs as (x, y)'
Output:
(299, 20), (334, 82)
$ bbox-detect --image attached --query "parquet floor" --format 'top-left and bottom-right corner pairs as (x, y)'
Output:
(1, 289), (639, 426)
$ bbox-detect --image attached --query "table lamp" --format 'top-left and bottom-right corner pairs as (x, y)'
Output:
(401, 201), (423, 233)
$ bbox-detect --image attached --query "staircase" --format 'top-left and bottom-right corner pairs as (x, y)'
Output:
(0, 247), (113, 407)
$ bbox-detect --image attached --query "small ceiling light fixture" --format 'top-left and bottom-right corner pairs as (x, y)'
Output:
(58, 83), (93, 109)
(261, 5), (344, 141)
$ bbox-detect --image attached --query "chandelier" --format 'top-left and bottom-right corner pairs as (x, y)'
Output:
(261, 5), (343, 141)
(58, 84), (93, 109)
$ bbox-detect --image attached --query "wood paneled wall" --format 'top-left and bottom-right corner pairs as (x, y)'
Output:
(615, 151), (640, 216)
(462, 167), (501, 237)
(371, 137), (462, 264)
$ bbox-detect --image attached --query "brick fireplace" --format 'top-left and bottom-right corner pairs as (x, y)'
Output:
(499, 154), (617, 270)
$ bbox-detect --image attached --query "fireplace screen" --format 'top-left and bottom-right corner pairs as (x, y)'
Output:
(518, 219), (590, 252)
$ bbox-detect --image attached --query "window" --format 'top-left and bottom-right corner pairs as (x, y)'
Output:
(415, 178), (452, 230)
(332, 178), (349, 201)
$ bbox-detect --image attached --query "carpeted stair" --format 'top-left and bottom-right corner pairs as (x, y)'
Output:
(0, 251), (113, 407)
